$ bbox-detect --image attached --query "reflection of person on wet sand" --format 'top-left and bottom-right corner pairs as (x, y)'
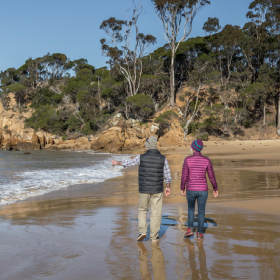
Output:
(181, 140), (218, 240)
(138, 242), (167, 280)
(185, 239), (209, 280)
(111, 136), (172, 242)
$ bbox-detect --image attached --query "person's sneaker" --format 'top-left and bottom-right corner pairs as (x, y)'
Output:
(197, 233), (204, 240)
(137, 234), (147, 241)
(152, 237), (160, 243)
(184, 228), (194, 238)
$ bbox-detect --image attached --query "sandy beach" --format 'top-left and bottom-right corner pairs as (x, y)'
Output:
(1, 140), (280, 279)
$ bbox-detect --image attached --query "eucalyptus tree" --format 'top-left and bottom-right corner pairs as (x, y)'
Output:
(93, 67), (110, 111)
(100, 2), (156, 97)
(151, 0), (210, 107)
(0, 68), (19, 89)
(245, 0), (280, 133)
(203, 17), (221, 36)
(183, 54), (215, 139)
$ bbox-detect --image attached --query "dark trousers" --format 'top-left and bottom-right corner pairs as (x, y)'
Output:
(186, 191), (208, 233)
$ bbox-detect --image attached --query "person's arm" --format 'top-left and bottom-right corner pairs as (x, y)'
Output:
(163, 158), (172, 196)
(181, 158), (188, 196)
(206, 160), (218, 198)
(111, 155), (140, 167)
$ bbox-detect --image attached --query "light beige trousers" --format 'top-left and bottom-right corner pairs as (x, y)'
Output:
(138, 193), (163, 241)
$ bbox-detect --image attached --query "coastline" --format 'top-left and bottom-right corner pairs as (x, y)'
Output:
(1, 140), (280, 279)
(2, 139), (280, 214)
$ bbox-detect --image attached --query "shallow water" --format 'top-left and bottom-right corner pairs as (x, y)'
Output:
(0, 202), (279, 280)
(167, 155), (280, 202)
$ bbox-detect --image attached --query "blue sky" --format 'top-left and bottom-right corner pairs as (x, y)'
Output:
(0, 0), (252, 72)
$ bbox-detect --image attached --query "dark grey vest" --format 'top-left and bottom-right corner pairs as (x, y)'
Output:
(138, 149), (166, 194)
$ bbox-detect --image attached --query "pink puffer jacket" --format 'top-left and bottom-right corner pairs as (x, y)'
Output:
(180, 151), (218, 192)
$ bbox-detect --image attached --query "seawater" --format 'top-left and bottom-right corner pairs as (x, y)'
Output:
(0, 150), (129, 206)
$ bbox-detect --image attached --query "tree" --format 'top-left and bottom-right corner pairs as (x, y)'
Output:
(152, 0), (210, 107)
(93, 67), (110, 110)
(126, 94), (154, 120)
(139, 74), (169, 111)
(7, 84), (26, 107)
(100, 2), (156, 97)
(0, 68), (20, 89)
(72, 59), (95, 75)
(203, 17), (221, 36)
(183, 54), (215, 139)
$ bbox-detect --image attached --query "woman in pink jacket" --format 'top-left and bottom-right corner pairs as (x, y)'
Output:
(181, 139), (218, 240)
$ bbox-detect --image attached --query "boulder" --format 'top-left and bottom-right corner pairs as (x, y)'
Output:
(31, 133), (40, 145)
(48, 145), (58, 150)
(136, 128), (146, 139)
(123, 139), (138, 150)
(13, 141), (41, 151)
(158, 131), (185, 147)
(91, 127), (125, 152)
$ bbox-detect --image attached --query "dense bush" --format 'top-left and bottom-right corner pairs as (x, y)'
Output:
(31, 87), (63, 108)
(197, 133), (209, 141)
(25, 105), (67, 134)
(126, 94), (154, 120)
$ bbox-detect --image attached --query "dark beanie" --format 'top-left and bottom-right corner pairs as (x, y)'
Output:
(191, 139), (204, 152)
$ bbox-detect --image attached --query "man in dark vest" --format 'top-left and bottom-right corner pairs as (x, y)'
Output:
(111, 136), (172, 242)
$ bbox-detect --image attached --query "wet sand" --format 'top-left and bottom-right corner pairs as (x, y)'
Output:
(1, 140), (280, 279)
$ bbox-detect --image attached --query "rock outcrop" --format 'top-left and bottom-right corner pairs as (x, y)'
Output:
(158, 131), (185, 147)
(91, 127), (125, 153)
(39, 135), (46, 147)
(31, 133), (40, 145)
(4, 141), (41, 151)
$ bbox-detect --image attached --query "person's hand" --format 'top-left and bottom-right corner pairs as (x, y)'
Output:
(165, 187), (170, 196)
(213, 191), (218, 198)
(111, 160), (119, 166)
(181, 190), (186, 196)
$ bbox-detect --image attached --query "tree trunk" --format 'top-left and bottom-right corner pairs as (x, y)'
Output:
(277, 93), (280, 136)
(98, 78), (102, 111)
(125, 104), (129, 119)
(132, 81), (136, 96)
(183, 118), (193, 141)
(170, 49), (175, 107)
(263, 101), (266, 126)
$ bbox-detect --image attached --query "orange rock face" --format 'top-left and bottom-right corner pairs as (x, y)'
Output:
(31, 133), (40, 145)
(91, 127), (125, 153)
(39, 135), (46, 147)
(158, 131), (185, 147)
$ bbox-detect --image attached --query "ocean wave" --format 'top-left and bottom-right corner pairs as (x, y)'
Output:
(0, 155), (130, 206)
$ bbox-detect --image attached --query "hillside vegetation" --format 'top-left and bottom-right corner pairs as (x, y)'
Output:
(0, 0), (279, 144)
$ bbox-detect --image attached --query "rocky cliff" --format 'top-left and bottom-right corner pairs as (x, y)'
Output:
(1, 88), (279, 152)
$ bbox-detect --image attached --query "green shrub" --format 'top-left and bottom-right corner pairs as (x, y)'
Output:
(126, 94), (154, 120)
(154, 115), (169, 125)
(155, 110), (178, 124)
(212, 104), (224, 112)
(199, 117), (217, 130)
(31, 87), (63, 108)
(83, 122), (98, 135)
(62, 135), (67, 141)
(197, 133), (209, 141)
(25, 105), (67, 134)
(7, 83), (26, 93)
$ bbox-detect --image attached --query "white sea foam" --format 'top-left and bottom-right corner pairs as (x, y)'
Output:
(0, 155), (129, 206)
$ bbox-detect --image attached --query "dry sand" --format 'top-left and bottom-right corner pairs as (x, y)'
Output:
(0, 140), (280, 279)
